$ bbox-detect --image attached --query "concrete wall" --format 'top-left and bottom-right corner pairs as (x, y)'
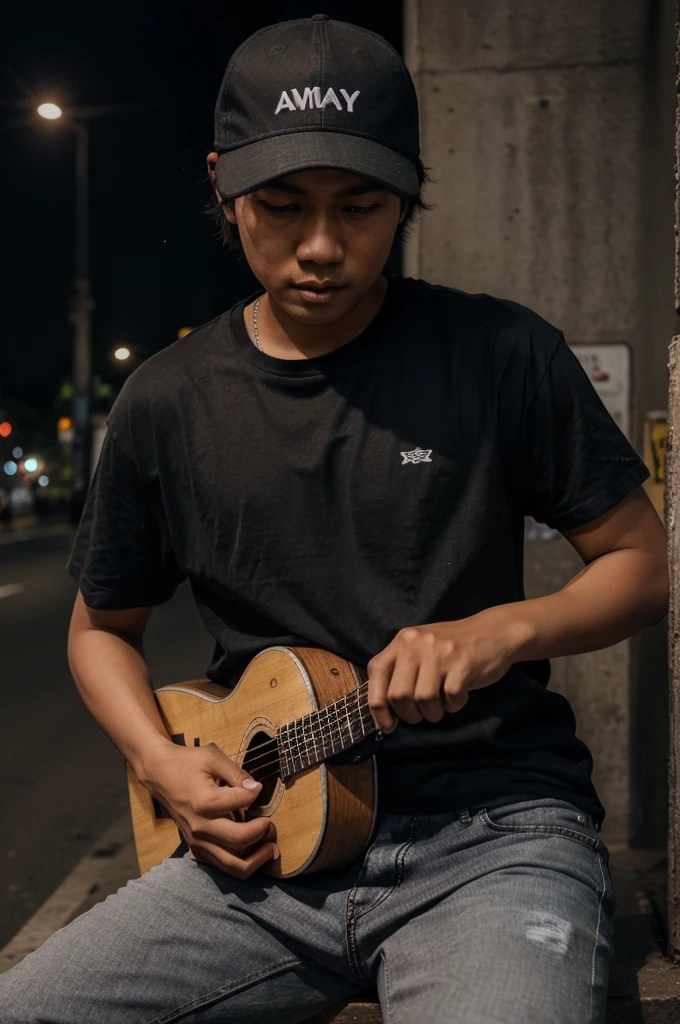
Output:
(404, 0), (675, 846)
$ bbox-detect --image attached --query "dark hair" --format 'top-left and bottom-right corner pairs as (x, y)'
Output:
(205, 158), (433, 253)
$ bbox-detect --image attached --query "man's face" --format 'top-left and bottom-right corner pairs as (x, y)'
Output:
(213, 165), (406, 324)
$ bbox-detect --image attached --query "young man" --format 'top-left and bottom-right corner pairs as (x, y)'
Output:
(1, 14), (668, 1024)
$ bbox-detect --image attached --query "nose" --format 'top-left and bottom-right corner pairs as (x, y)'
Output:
(295, 212), (344, 266)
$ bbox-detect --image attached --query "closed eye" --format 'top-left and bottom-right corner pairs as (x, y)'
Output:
(257, 200), (300, 214)
(256, 200), (379, 217)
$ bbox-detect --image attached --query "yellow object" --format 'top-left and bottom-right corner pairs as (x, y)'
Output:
(177, 327), (193, 339)
(643, 411), (667, 521)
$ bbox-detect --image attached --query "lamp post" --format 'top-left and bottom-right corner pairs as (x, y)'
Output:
(30, 98), (159, 520)
(35, 103), (95, 518)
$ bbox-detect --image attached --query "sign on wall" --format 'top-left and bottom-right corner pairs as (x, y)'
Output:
(569, 342), (632, 440)
(526, 342), (632, 541)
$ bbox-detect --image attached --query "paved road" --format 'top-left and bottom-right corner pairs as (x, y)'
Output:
(0, 525), (213, 948)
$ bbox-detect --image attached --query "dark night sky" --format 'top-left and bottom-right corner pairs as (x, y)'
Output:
(1, 0), (402, 417)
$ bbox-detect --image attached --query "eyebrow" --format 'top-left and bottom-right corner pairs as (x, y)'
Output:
(261, 179), (388, 197)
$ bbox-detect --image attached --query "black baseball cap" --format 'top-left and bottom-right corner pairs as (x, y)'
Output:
(213, 15), (420, 200)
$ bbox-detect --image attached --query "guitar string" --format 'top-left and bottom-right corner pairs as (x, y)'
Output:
(219, 680), (371, 764)
(233, 688), (373, 773)
(240, 721), (375, 785)
(231, 698), (375, 779)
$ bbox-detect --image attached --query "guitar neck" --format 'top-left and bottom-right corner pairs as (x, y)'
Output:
(277, 680), (374, 780)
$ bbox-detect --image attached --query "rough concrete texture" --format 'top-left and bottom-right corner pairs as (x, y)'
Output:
(404, 0), (674, 847)
(405, 0), (650, 72)
(405, 62), (645, 340)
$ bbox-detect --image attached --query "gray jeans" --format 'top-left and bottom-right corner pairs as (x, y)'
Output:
(0, 797), (614, 1024)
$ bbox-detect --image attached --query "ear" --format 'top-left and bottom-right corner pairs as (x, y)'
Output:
(206, 151), (237, 224)
(206, 150), (219, 188)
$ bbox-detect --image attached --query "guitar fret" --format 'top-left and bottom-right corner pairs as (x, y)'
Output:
(358, 688), (367, 737)
(277, 683), (374, 782)
(301, 714), (314, 769)
(318, 708), (327, 759)
(296, 717), (308, 771)
(277, 722), (290, 780)
(288, 716), (301, 770)
(286, 721), (295, 777)
(323, 702), (334, 755)
(335, 694), (345, 751)
(309, 710), (320, 763)
(345, 693), (355, 746)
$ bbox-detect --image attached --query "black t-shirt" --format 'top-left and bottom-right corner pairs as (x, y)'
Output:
(67, 274), (650, 822)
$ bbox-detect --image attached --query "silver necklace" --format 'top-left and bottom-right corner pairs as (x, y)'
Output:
(252, 297), (263, 351)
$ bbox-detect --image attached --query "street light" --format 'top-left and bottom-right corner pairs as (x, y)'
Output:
(30, 96), (160, 521)
(35, 106), (93, 519)
(37, 103), (61, 120)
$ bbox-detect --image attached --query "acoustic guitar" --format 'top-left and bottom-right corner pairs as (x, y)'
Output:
(128, 645), (379, 879)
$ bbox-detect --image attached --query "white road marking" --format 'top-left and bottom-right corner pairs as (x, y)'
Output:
(0, 813), (136, 972)
(0, 584), (24, 599)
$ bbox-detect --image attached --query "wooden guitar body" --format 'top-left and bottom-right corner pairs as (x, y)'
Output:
(128, 646), (377, 879)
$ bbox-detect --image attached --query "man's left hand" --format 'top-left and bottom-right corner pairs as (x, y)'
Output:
(366, 612), (532, 733)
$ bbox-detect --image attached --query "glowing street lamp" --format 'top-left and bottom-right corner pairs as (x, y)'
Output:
(114, 346), (131, 361)
(37, 103), (62, 120)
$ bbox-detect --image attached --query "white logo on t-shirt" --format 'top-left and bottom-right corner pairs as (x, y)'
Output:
(400, 447), (433, 465)
(275, 88), (360, 115)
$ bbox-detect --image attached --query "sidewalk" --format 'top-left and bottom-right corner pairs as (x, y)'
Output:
(1, 818), (679, 1021)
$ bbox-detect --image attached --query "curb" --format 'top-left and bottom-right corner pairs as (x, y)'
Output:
(0, 813), (137, 973)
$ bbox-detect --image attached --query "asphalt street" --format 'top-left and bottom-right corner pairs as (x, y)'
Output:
(0, 525), (213, 948)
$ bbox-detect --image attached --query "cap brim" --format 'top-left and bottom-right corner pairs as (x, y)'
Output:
(214, 131), (419, 200)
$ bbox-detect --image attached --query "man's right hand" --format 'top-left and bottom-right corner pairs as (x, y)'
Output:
(139, 740), (279, 879)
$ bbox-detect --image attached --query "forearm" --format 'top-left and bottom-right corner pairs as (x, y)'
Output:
(486, 546), (669, 663)
(67, 625), (173, 781)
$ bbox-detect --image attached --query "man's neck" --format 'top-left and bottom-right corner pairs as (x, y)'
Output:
(243, 275), (388, 360)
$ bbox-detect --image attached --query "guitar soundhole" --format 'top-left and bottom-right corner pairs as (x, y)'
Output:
(242, 731), (279, 807)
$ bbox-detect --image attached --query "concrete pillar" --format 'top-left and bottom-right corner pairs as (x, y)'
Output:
(404, 0), (675, 847)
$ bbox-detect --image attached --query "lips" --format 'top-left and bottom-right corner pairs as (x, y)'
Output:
(292, 281), (347, 305)
(293, 282), (345, 292)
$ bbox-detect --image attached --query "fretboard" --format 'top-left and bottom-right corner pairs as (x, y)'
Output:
(276, 682), (374, 780)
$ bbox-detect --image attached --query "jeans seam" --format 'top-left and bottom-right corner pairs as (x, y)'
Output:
(589, 853), (607, 1023)
(346, 883), (366, 981)
(380, 950), (392, 1024)
(146, 955), (307, 1024)
(479, 809), (600, 851)
(354, 817), (420, 922)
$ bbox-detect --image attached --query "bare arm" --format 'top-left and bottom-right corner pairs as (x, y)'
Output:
(367, 486), (669, 730)
(493, 485), (669, 660)
(67, 591), (170, 781)
(67, 592), (278, 876)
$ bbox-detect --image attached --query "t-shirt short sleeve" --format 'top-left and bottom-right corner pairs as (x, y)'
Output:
(499, 316), (650, 532)
(67, 428), (185, 610)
